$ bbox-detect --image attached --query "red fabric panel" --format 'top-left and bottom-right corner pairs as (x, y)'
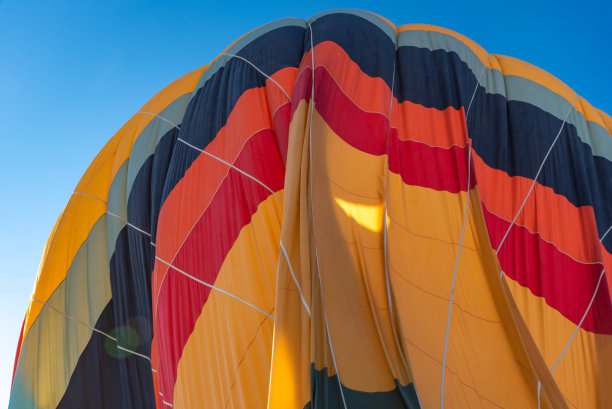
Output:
(155, 128), (285, 401)
(483, 204), (612, 334)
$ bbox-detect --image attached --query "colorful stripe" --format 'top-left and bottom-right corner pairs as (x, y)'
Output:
(11, 9), (612, 409)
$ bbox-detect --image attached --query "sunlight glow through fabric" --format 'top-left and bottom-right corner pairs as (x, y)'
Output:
(9, 9), (612, 409)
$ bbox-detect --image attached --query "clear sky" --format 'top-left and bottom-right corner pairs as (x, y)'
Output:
(0, 0), (610, 406)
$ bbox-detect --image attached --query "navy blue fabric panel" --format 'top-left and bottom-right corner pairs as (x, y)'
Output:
(57, 128), (179, 408)
(306, 16), (611, 246)
(305, 365), (420, 409)
(307, 13), (395, 88)
(150, 127), (180, 244)
(109, 227), (153, 356)
(396, 46), (473, 110)
(56, 301), (156, 409)
(236, 26), (305, 76)
(160, 26), (305, 205)
(469, 93), (612, 250)
(394, 45), (612, 251)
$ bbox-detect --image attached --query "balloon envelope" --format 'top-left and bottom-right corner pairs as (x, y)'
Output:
(10, 9), (612, 409)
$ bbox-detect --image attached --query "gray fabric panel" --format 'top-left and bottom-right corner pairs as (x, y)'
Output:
(127, 93), (191, 195)
(308, 9), (397, 43)
(398, 29), (505, 95)
(398, 28), (612, 160)
(10, 216), (111, 409)
(106, 162), (128, 260)
(192, 17), (307, 95)
(504, 75), (612, 161)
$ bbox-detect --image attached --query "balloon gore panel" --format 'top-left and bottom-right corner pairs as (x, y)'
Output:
(10, 9), (612, 409)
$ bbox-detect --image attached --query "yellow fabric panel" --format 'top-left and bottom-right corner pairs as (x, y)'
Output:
(364, 11), (397, 32)
(75, 66), (205, 192)
(268, 100), (315, 409)
(269, 100), (415, 408)
(18, 215), (113, 409)
(506, 278), (612, 409)
(574, 96), (612, 135)
(21, 67), (205, 349)
(173, 192), (282, 409)
(398, 24), (490, 66)
(22, 194), (106, 350)
(309, 108), (411, 391)
(17, 296), (93, 409)
(386, 172), (567, 409)
(493, 55), (611, 133)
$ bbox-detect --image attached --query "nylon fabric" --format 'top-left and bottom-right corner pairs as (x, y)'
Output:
(10, 10), (612, 409)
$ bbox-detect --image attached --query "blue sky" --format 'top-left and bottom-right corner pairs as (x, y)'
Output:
(0, 0), (610, 406)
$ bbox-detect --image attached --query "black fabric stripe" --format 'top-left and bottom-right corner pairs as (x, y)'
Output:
(57, 127), (179, 408)
(150, 126), (180, 245)
(396, 46), (472, 110)
(302, 13), (611, 250)
(307, 13), (395, 88)
(31, 12), (612, 409)
(56, 301), (156, 409)
(397, 45), (612, 249)
(160, 25), (305, 206)
(305, 365), (421, 409)
(470, 94), (612, 250)
(151, 12), (610, 251)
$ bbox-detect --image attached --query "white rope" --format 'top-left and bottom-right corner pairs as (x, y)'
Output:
(600, 224), (612, 244)
(74, 191), (154, 240)
(497, 96), (578, 277)
(139, 111), (284, 204)
(178, 134), (306, 319)
(496, 95), (583, 409)
(483, 203), (603, 266)
(383, 48), (397, 331)
(155, 256), (274, 320)
(31, 298), (152, 362)
(177, 137), (284, 203)
(306, 23), (348, 409)
(279, 240), (311, 316)
(440, 143), (473, 408)
(145, 112), (302, 328)
(553, 266), (607, 373)
(138, 111), (181, 129)
(535, 223), (612, 408)
(73, 191), (107, 205)
(223, 53), (291, 101)
(106, 210), (152, 237)
(382, 34), (424, 407)
(465, 55), (490, 120)
(440, 54), (489, 409)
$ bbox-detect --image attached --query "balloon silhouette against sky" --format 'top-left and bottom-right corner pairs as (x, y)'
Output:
(3, 5), (612, 409)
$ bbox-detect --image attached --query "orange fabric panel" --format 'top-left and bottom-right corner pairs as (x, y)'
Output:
(506, 279), (612, 409)
(21, 67), (205, 347)
(152, 69), (294, 308)
(398, 24), (490, 66)
(173, 193), (282, 409)
(493, 55), (612, 133)
(268, 100), (314, 409)
(309, 109), (411, 391)
(298, 41), (466, 149)
(397, 25), (612, 133)
(473, 150), (605, 265)
(386, 172), (567, 409)
(270, 85), (572, 409)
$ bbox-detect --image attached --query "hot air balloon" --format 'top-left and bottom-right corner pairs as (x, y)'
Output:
(10, 9), (612, 409)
